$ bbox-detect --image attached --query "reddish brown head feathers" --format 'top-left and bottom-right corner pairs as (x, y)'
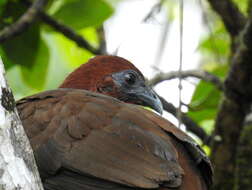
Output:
(60, 55), (162, 114)
(60, 55), (143, 91)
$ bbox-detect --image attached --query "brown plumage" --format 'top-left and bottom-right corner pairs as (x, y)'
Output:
(17, 55), (213, 190)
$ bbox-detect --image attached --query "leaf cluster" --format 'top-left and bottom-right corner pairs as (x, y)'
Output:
(0, 0), (114, 98)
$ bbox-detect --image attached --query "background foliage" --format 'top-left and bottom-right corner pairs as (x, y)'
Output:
(0, 0), (247, 136)
(0, 0), (234, 140)
(0, 0), (114, 98)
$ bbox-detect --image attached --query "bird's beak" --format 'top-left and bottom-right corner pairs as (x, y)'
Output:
(132, 86), (163, 115)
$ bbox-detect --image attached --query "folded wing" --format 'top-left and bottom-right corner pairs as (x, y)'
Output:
(17, 89), (212, 190)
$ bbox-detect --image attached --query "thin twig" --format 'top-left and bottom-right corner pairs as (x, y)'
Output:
(143, 0), (165, 22)
(0, 0), (47, 43)
(177, 0), (184, 128)
(148, 70), (223, 90)
(153, 13), (171, 69)
(158, 95), (212, 145)
(39, 12), (101, 55)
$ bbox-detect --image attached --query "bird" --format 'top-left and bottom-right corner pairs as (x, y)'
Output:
(16, 55), (213, 190)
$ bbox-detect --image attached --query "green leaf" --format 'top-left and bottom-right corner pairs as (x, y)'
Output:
(0, 1), (26, 28)
(0, 1), (49, 89)
(52, 0), (114, 30)
(0, 0), (7, 17)
(199, 21), (230, 57)
(233, 0), (249, 15)
(39, 29), (93, 89)
(202, 145), (211, 156)
(187, 65), (227, 125)
(200, 120), (215, 135)
(1, 24), (40, 68)
(188, 90), (219, 122)
(6, 65), (41, 100)
(0, 46), (13, 70)
(20, 37), (50, 89)
(79, 27), (99, 46)
(50, 28), (94, 68)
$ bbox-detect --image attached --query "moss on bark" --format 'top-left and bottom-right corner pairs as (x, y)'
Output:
(236, 124), (252, 189)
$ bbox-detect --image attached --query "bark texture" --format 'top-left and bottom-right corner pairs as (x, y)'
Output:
(210, 13), (252, 190)
(0, 58), (43, 190)
(236, 124), (252, 189)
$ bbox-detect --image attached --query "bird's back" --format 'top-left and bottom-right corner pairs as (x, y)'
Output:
(17, 88), (212, 190)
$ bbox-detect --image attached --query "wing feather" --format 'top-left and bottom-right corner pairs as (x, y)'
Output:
(17, 89), (212, 190)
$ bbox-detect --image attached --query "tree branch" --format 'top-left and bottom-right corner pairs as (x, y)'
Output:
(39, 12), (102, 55)
(225, 17), (252, 102)
(148, 70), (223, 90)
(0, 0), (47, 43)
(97, 25), (107, 54)
(206, 0), (246, 37)
(159, 96), (212, 145)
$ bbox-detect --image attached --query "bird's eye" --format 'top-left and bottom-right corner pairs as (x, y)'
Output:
(124, 73), (136, 85)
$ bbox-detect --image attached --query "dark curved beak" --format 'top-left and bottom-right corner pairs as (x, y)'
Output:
(130, 86), (163, 115)
(112, 71), (163, 114)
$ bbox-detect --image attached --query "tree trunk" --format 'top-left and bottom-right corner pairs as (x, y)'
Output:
(210, 13), (252, 190)
(236, 122), (252, 189)
(0, 57), (43, 190)
(210, 99), (245, 190)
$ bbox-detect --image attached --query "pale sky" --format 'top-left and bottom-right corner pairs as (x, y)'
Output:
(105, 0), (205, 125)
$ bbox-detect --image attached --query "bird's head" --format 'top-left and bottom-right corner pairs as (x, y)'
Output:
(60, 55), (163, 114)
